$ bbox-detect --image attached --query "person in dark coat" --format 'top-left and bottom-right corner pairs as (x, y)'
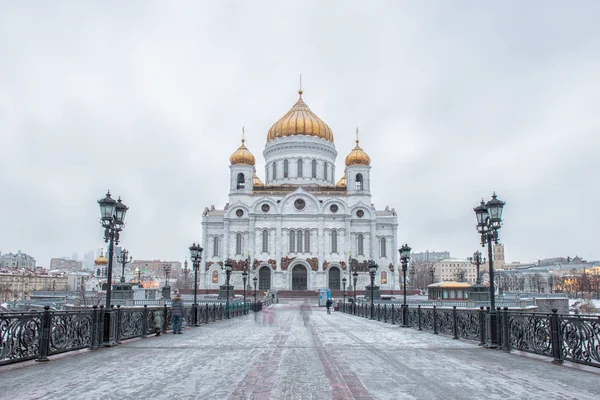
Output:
(326, 298), (333, 314)
(171, 292), (185, 334)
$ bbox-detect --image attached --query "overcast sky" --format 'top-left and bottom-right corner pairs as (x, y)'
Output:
(1, 1), (599, 267)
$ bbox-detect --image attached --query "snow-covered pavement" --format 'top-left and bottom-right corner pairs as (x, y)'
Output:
(1, 301), (598, 400)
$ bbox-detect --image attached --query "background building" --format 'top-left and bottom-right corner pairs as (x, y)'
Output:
(0, 250), (36, 269)
(50, 257), (83, 272)
(434, 258), (478, 284)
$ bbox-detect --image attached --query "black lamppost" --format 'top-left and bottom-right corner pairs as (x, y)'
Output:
(399, 243), (411, 327)
(253, 276), (257, 310)
(117, 249), (132, 283)
(369, 262), (378, 320)
(342, 277), (347, 305)
(183, 258), (189, 289)
(352, 270), (358, 315)
(474, 192), (506, 348)
(189, 243), (203, 327)
(468, 250), (484, 285)
(429, 264), (435, 285)
(242, 270), (248, 302)
(347, 251), (353, 291)
(163, 263), (172, 291)
(97, 191), (128, 307)
(135, 267), (142, 286)
(224, 261), (232, 319)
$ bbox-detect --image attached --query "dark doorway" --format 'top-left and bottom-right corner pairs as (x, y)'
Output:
(259, 266), (271, 290)
(292, 265), (308, 290)
(328, 267), (341, 290)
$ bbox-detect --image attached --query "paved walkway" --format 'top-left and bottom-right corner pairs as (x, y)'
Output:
(1, 301), (598, 400)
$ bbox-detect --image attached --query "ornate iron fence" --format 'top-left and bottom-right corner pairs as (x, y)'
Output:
(337, 302), (600, 368)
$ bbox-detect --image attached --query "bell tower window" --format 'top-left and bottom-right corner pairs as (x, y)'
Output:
(237, 173), (245, 189)
(331, 230), (338, 254)
(358, 234), (364, 256)
(355, 174), (363, 191)
(262, 230), (269, 253)
(235, 233), (242, 255)
(213, 237), (220, 257)
(324, 162), (328, 181)
(272, 162), (277, 180)
(284, 159), (289, 178)
(380, 237), (386, 258)
(297, 159), (303, 177)
(311, 160), (317, 178)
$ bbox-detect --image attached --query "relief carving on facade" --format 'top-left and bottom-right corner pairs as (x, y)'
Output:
(281, 256), (296, 271)
(205, 261), (223, 271)
(349, 259), (372, 272)
(389, 263), (394, 272)
(306, 257), (319, 272)
(225, 258), (250, 272)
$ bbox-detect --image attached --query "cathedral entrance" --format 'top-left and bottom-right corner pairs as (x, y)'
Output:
(291, 265), (308, 290)
(259, 266), (271, 290)
(328, 267), (341, 290)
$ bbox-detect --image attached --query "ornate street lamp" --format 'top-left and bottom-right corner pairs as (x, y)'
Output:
(399, 243), (411, 327)
(369, 261), (378, 320)
(347, 251), (353, 291)
(253, 276), (258, 310)
(352, 270), (358, 315)
(467, 250), (485, 285)
(342, 277), (347, 306)
(189, 242), (203, 327)
(97, 191), (128, 308)
(135, 267), (142, 286)
(224, 261), (232, 319)
(242, 270), (248, 303)
(474, 192), (506, 347)
(117, 249), (132, 283)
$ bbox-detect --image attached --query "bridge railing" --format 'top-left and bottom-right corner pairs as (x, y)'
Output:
(0, 300), (264, 366)
(337, 302), (600, 368)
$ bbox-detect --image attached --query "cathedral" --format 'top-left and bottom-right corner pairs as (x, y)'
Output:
(200, 89), (398, 292)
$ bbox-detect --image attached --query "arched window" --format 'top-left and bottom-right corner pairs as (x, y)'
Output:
(331, 230), (338, 253)
(297, 159), (303, 177)
(289, 230), (296, 253)
(311, 160), (317, 178)
(304, 230), (310, 253)
(324, 161), (328, 181)
(297, 230), (303, 253)
(212, 270), (218, 284)
(262, 230), (269, 253)
(358, 234), (364, 256)
(272, 162), (277, 180)
(355, 174), (363, 191)
(380, 237), (386, 258)
(381, 271), (387, 284)
(284, 159), (289, 178)
(235, 233), (242, 255)
(213, 236), (219, 257)
(237, 173), (245, 189)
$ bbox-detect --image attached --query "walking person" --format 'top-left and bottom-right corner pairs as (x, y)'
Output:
(326, 298), (332, 315)
(172, 291), (184, 334)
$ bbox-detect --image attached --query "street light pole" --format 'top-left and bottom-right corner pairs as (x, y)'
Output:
(97, 191), (128, 308)
(117, 249), (131, 283)
(242, 270), (248, 302)
(399, 244), (411, 327)
(474, 192), (506, 348)
(253, 276), (257, 311)
(342, 277), (347, 306)
(189, 243), (204, 327)
(224, 261), (232, 319)
(369, 262), (378, 320)
(352, 271), (358, 315)
(347, 251), (353, 291)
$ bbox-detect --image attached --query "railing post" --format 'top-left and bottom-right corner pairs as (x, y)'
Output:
(433, 306), (438, 334)
(163, 304), (168, 333)
(502, 307), (510, 353)
(141, 305), (148, 338)
(452, 306), (458, 339)
(98, 305), (105, 346)
(384, 304), (387, 323)
(90, 305), (99, 349)
(496, 307), (503, 350)
(36, 306), (51, 362)
(478, 306), (485, 346)
(417, 305), (422, 331)
(391, 304), (395, 324)
(116, 305), (122, 344)
(550, 308), (564, 364)
(205, 304), (209, 324)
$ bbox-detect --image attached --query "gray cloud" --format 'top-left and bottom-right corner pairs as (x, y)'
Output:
(1, 1), (599, 266)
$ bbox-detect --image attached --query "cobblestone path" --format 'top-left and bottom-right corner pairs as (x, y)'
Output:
(1, 301), (598, 399)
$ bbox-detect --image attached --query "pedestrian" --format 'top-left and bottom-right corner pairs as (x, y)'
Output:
(326, 298), (332, 314)
(172, 291), (184, 334)
(153, 310), (163, 336)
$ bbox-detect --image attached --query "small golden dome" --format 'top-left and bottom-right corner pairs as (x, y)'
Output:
(230, 137), (256, 165)
(336, 172), (347, 187)
(253, 172), (264, 187)
(94, 249), (108, 265)
(345, 137), (371, 166)
(267, 91), (334, 142)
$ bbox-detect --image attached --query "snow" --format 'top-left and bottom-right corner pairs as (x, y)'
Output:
(1, 300), (598, 399)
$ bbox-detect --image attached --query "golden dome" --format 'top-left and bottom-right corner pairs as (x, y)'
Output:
(253, 172), (264, 187)
(345, 137), (371, 166)
(230, 137), (256, 165)
(336, 172), (347, 187)
(267, 90), (334, 142)
(94, 249), (108, 265)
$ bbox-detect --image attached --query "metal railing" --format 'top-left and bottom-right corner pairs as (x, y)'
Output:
(338, 302), (600, 368)
(0, 299), (266, 366)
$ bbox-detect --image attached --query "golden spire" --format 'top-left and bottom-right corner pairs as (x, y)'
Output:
(299, 74), (303, 97)
(230, 129), (256, 165)
(345, 128), (371, 166)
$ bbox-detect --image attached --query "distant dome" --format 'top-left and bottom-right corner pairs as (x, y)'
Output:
(345, 138), (371, 166)
(230, 138), (256, 165)
(94, 249), (108, 265)
(267, 90), (334, 142)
